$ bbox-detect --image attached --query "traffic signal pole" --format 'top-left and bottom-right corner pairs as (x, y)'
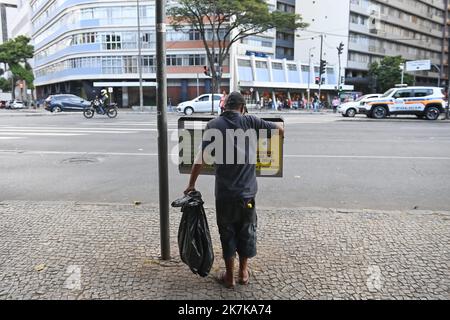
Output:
(318, 35), (324, 103)
(337, 42), (344, 97)
(156, 0), (170, 261)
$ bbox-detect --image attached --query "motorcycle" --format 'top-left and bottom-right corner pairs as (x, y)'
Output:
(83, 98), (118, 119)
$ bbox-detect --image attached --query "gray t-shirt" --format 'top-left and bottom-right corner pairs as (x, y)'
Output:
(202, 111), (278, 200)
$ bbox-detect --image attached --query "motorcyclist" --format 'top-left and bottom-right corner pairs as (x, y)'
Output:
(97, 89), (109, 114)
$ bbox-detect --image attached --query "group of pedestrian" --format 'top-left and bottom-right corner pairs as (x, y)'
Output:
(219, 90), (341, 114)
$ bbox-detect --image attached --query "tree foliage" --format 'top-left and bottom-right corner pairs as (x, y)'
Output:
(368, 56), (414, 93)
(0, 36), (35, 94)
(168, 0), (307, 95)
(0, 77), (12, 92)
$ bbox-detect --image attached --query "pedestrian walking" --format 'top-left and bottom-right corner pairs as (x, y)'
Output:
(313, 93), (319, 112)
(184, 92), (285, 289)
(332, 96), (340, 113)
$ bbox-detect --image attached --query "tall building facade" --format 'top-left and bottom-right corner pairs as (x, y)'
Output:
(0, 0), (17, 43)
(296, 0), (449, 92)
(11, 0), (32, 40)
(31, 0), (346, 106)
(275, 0), (296, 60)
(31, 0), (231, 106)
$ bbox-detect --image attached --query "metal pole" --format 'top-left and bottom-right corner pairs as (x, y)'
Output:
(318, 34), (323, 104)
(137, 0), (144, 112)
(211, 4), (216, 115)
(447, 36), (450, 119)
(197, 73), (200, 97)
(307, 48), (313, 109)
(338, 51), (342, 95)
(401, 64), (404, 85)
(156, 0), (170, 260)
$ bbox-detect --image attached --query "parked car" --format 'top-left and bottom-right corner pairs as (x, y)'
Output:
(359, 86), (446, 120)
(176, 94), (223, 115)
(6, 100), (25, 109)
(338, 94), (382, 117)
(44, 94), (91, 113)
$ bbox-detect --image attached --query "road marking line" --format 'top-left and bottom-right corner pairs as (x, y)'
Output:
(0, 133), (86, 136)
(0, 127), (177, 132)
(0, 129), (136, 134)
(285, 155), (450, 160)
(0, 150), (449, 160)
(0, 137), (24, 140)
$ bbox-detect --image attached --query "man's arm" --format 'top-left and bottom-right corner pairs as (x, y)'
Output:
(184, 150), (204, 194)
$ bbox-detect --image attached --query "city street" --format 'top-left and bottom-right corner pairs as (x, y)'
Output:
(1, 111), (449, 211)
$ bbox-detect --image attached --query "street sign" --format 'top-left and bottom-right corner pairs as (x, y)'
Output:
(178, 117), (285, 178)
(406, 60), (431, 72)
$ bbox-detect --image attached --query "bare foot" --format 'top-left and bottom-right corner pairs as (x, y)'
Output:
(238, 269), (250, 285)
(216, 271), (235, 289)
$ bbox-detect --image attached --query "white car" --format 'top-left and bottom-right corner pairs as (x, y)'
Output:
(176, 94), (223, 115)
(7, 100), (26, 109)
(359, 86), (446, 120)
(338, 94), (382, 117)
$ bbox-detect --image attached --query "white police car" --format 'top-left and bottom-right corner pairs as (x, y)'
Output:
(359, 87), (446, 120)
(338, 94), (382, 117)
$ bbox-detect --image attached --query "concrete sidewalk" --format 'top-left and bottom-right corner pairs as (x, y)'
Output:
(0, 201), (448, 300)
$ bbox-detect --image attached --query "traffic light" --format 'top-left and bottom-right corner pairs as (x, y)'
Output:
(203, 66), (210, 77)
(315, 76), (320, 85)
(337, 42), (344, 55)
(319, 59), (327, 76)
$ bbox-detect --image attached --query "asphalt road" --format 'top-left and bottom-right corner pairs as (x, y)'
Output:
(0, 110), (449, 211)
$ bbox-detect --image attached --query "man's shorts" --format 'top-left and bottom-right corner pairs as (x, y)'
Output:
(215, 198), (257, 260)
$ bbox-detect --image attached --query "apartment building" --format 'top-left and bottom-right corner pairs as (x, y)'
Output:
(31, 0), (232, 106)
(296, 0), (449, 92)
(31, 0), (347, 106)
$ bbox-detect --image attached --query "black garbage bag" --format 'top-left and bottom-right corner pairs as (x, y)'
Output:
(172, 191), (214, 277)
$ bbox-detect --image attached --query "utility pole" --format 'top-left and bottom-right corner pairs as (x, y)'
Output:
(137, 0), (144, 112)
(156, 0), (170, 260)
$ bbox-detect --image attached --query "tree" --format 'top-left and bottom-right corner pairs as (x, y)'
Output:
(168, 0), (307, 111)
(0, 36), (34, 98)
(0, 77), (12, 92)
(368, 56), (414, 93)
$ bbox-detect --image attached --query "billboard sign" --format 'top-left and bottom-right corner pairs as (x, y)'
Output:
(406, 60), (431, 72)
